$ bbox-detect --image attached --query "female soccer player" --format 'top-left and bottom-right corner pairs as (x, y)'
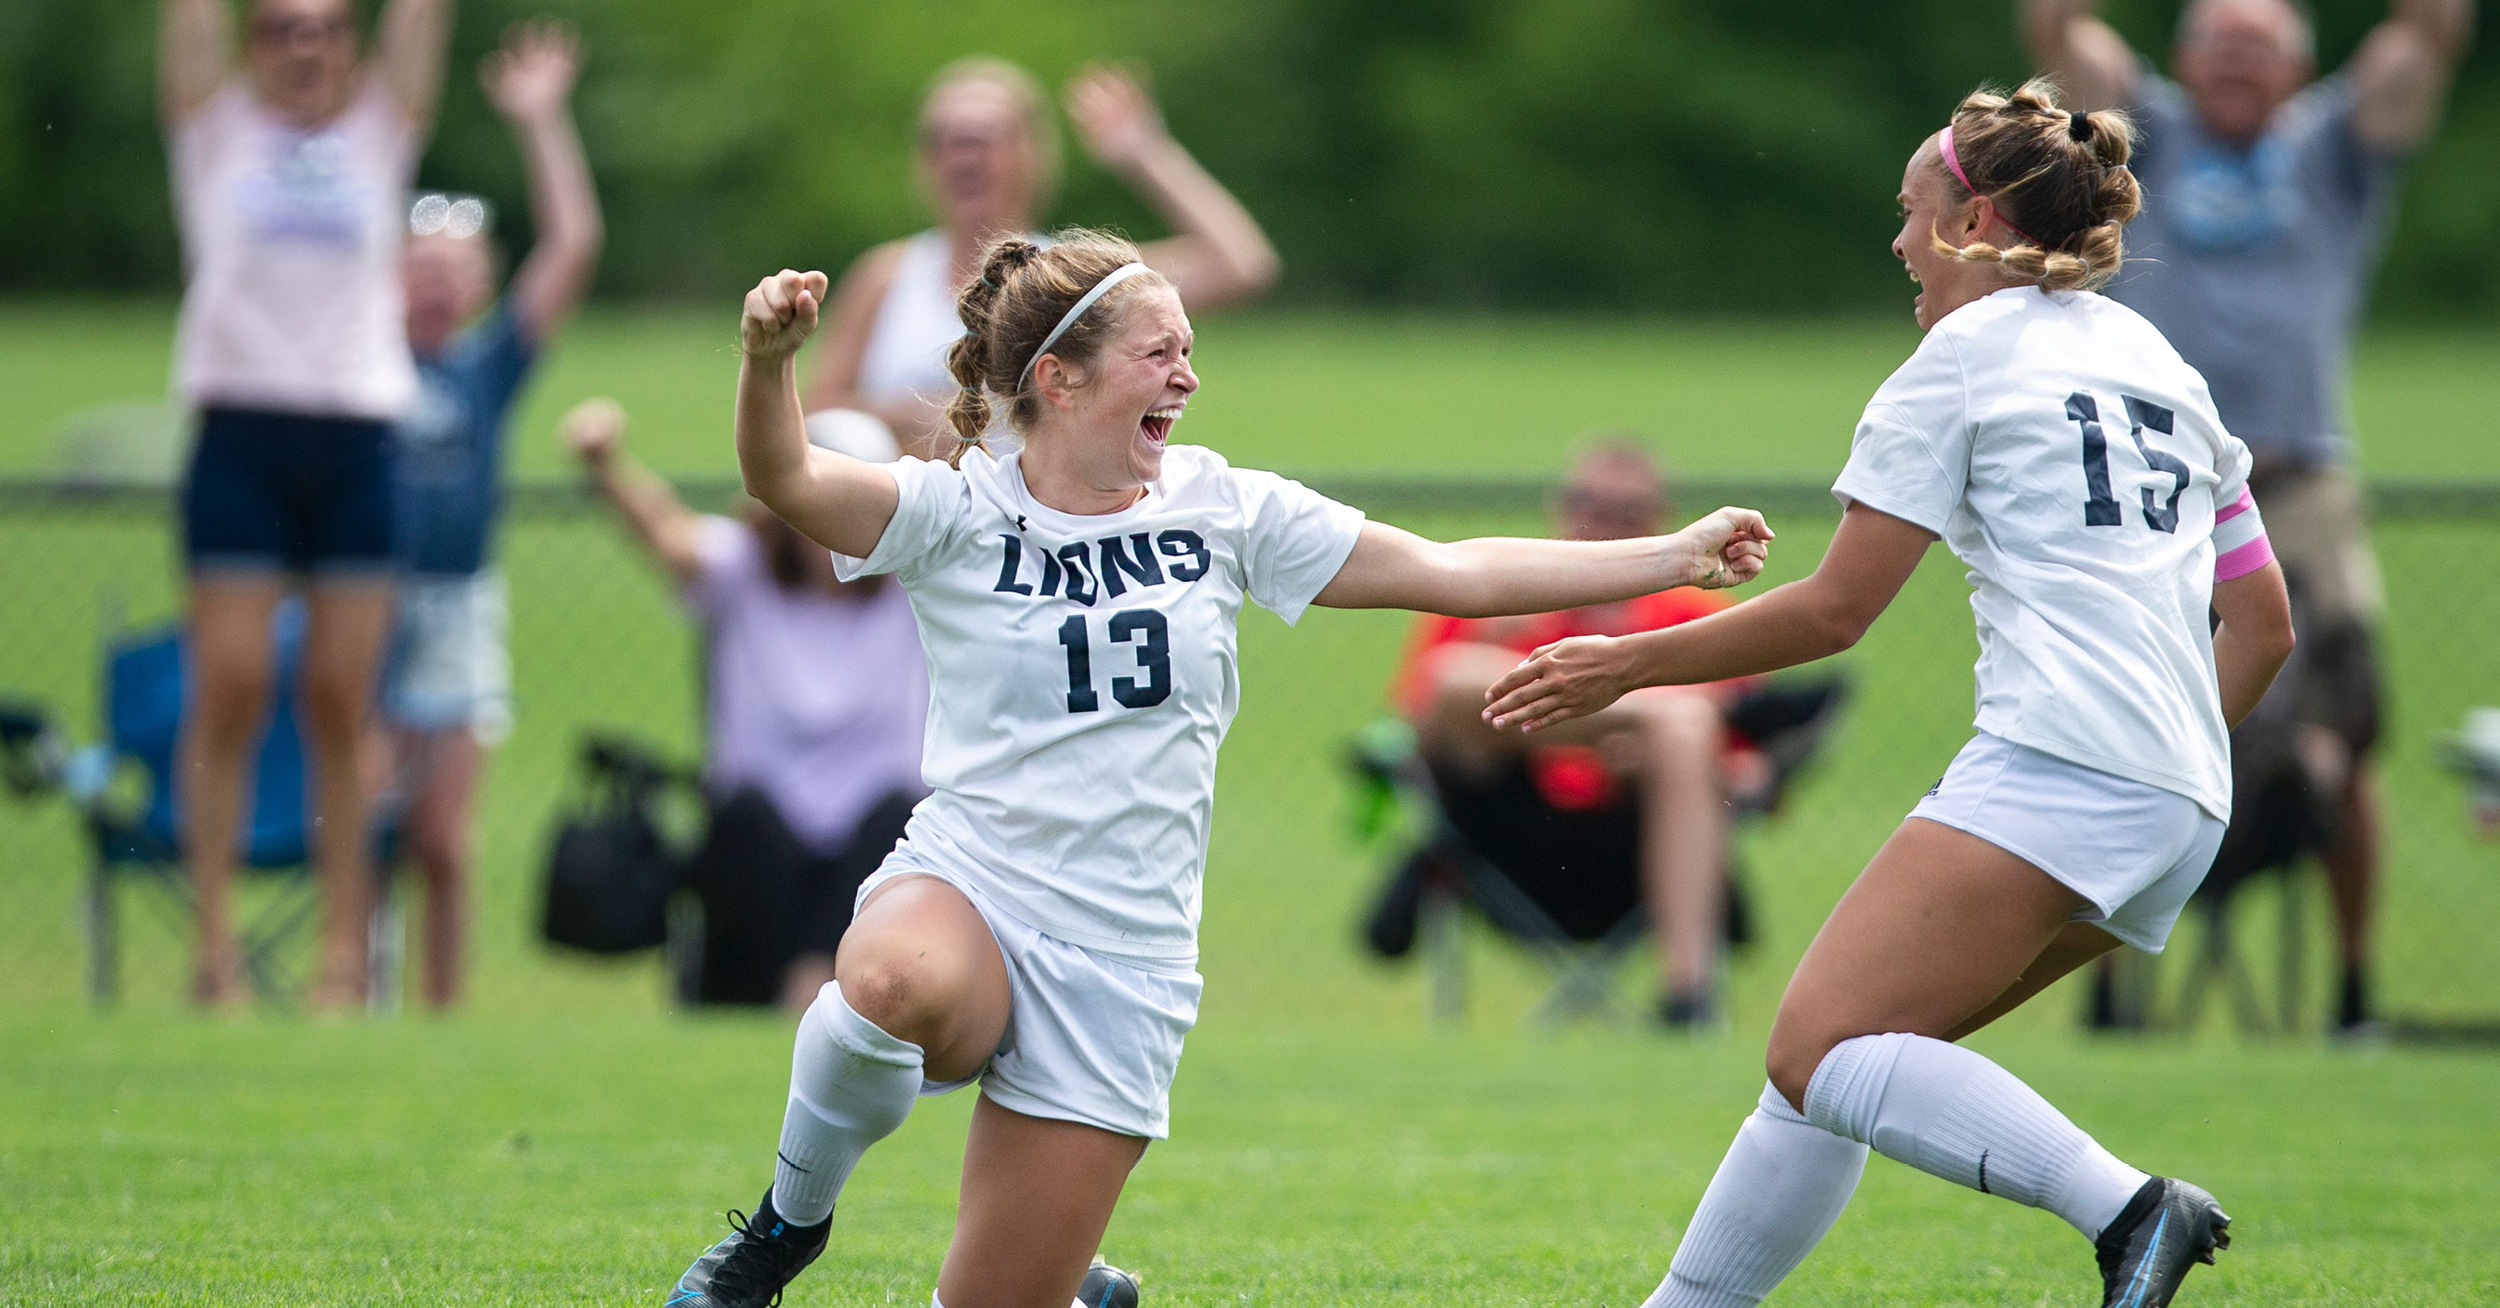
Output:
(801, 59), (1280, 458)
(664, 232), (1772, 1308)
(158, 0), (455, 1008)
(1484, 82), (2295, 1308)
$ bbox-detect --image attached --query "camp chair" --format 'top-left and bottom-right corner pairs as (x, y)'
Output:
(2087, 595), (2337, 1037)
(0, 601), (401, 1008)
(1350, 677), (1847, 1026)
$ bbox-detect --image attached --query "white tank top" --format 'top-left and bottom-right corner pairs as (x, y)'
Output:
(170, 81), (420, 420)
(855, 231), (966, 412)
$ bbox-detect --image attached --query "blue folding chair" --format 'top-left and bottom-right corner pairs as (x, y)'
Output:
(5, 600), (400, 1007)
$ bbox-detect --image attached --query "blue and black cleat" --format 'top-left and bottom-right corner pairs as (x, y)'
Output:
(2095, 1177), (2230, 1308)
(665, 1195), (828, 1308)
(1077, 1260), (1142, 1308)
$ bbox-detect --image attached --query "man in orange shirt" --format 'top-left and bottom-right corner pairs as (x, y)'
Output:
(1385, 440), (1754, 1029)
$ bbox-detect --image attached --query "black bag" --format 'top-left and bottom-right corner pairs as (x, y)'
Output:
(540, 738), (684, 954)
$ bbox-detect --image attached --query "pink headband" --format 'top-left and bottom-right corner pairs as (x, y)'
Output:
(1940, 124), (2043, 248)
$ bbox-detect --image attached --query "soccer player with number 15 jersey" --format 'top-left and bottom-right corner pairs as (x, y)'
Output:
(1486, 83), (2295, 1307)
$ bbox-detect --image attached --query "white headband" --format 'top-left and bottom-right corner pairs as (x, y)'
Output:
(1016, 262), (1152, 392)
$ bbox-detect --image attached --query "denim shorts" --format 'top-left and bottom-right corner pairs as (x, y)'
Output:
(182, 406), (397, 578)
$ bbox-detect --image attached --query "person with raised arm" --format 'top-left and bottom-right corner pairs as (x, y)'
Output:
(561, 397), (929, 1012)
(661, 234), (1769, 1308)
(159, 0), (457, 1010)
(384, 18), (602, 1010)
(2023, 0), (2474, 1036)
(803, 59), (1281, 459)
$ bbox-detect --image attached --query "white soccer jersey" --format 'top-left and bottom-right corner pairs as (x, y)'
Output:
(835, 444), (1366, 966)
(1833, 287), (2254, 818)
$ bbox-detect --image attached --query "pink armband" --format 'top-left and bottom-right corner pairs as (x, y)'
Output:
(2212, 487), (2274, 582)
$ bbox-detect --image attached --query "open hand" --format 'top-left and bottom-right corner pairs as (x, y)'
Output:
(742, 269), (829, 362)
(1065, 63), (1167, 172)
(558, 397), (626, 464)
(1481, 635), (1636, 734)
(1678, 506), (1774, 589)
(480, 20), (583, 123)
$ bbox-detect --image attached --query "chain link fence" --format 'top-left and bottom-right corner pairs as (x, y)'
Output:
(1, 475), (2494, 1037)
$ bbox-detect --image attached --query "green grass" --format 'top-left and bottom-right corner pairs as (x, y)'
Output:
(3, 301), (2495, 479)
(1, 303), (2497, 1302)
(4, 1015), (2496, 1305)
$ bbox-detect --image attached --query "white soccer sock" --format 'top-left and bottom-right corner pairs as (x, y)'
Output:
(1645, 1081), (1870, 1308)
(936, 1271), (1099, 1308)
(1802, 1032), (2148, 1240)
(768, 982), (926, 1226)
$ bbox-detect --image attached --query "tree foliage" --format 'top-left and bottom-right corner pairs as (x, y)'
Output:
(1, 0), (2489, 313)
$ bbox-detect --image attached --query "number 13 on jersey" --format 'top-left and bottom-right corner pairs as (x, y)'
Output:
(1058, 610), (1174, 713)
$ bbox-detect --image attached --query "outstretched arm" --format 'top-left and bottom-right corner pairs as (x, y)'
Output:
(2211, 560), (2296, 728)
(1313, 507), (1773, 616)
(1485, 502), (1933, 732)
(1066, 64), (1282, 313)
(2352, 0), (2475, 152)
(2019, 0), (2139, 112)
(737, 270), (903, 560)
(484, 21), (604, 343)
(562, 399), (704, 588)
(159, 0), (234, 125)
(371, 0), (458, 128)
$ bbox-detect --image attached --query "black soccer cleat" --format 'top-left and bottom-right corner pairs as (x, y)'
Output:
(665, 1193), (829, 1308)
(2095, 1177), (2230, 1308)
(1076, 1260), (1142, 1308)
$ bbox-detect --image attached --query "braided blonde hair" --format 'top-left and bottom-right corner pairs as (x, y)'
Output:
(1936, 79), (2142, 292)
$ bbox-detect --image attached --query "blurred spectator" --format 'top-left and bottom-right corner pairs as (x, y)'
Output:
(802, 58), (1280, 459)
(1374, 440), (1761, 1029)
(384, 20), (603, 1010)
(159, 0), (456, 1009)
(561, 400), (928, 1011)
(2027, 0), (2475, 1033)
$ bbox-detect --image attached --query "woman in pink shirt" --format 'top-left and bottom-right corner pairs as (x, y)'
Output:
(159, 0), (456, 1009)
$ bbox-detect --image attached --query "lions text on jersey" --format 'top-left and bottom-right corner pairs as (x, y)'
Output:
(835, 444), (1365, 967)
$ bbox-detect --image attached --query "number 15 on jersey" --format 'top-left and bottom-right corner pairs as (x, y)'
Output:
(2066, 391), (2190, 534)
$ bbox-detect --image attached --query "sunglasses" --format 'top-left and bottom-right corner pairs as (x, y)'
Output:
(409, 193), (493, 239)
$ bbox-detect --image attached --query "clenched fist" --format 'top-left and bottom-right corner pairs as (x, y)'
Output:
(1676, 506), (1774, 590)
(742, 269), (829, 362)
(558, 396), (626, 465)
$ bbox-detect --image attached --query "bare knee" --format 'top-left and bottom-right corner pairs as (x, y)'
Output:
(297, 667), (375, 753)
(837, 944), (968, 1048)
(1412, 644), (1529, 766)
(1632, 690), (1724, 761)
(408, 804), (466, 885)
(190, 652), (275, 747)
(1764, 1011), (1841, 1114)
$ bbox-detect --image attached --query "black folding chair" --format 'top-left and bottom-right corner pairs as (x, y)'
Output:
(1350, 677), (1847, 1026)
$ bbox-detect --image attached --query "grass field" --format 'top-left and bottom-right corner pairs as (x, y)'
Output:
(1, 303), (2496, 1304)
(5, 1017), (2498, 1305)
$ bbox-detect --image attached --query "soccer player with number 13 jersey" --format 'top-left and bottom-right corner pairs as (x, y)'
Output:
(663, 230), (1775, 1308)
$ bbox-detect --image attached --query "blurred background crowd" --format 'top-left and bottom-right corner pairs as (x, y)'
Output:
(0, 0), (2494, 1048)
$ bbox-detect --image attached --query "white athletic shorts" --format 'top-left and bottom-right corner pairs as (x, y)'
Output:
(386, 571), (513, 742)
(854, 863), (1202, 1140)
(1910, 733), (2226, 953)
